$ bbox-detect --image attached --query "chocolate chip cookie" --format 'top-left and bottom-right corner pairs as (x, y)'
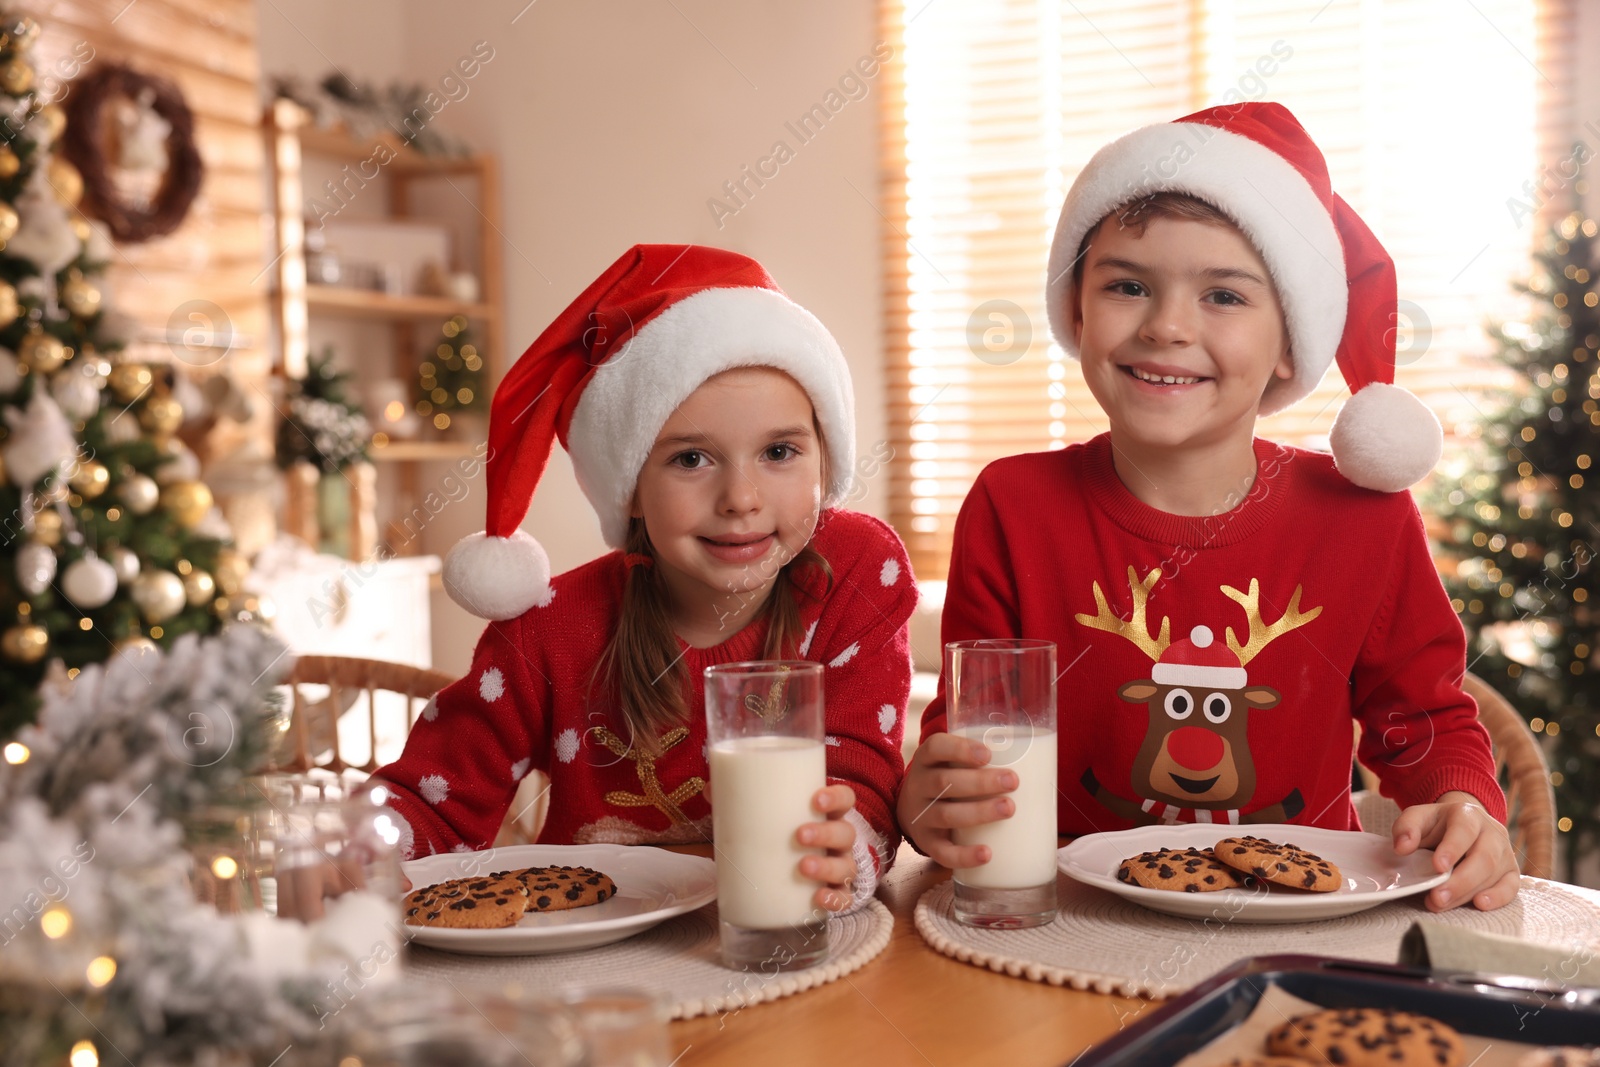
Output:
(512, 864), (618, 911)
(1116, 846), (1255, 893)
(402, 871), (530, 928)
(1266, 1007), (1464, 1067)
(1214, 835), (1342, 892)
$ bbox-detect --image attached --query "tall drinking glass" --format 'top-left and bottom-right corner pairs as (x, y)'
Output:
(946, 639), (1059, 928)
(705, 661), (829, 971)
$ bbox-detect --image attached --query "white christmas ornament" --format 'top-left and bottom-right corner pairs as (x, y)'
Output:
(15, 540), (56, 596)
(84, 220), (114, 264)
(104, 413), (141, 444)
(51, 363), (102, 421)
(154, 439), (200, 485)
(131, 569), (185, 623)
(119, 473), (159, 515)
(109, 545), (140, 584)
(15, 276), (47, 302)
(62, 553), (118, 609)
(7, 166), (82, 275)
(0, 347), (19, 394)
(3, 391), (77, 486)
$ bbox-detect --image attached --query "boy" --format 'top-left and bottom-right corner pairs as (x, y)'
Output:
(897, 103), (1520, 911)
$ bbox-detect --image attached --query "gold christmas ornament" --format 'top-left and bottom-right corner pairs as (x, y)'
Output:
(183, 569), (215, 607)
(1, 622), (47, 663)
(69, 216), (92, 242)
(131, 569), (186, 623)
(46, 157), (83, 207)
(160, 480), (212, 528)
(214, 549), (249, 596)
(19, 328), (67, 375)
(0, 145), (19, 179)
(31, 508), (63, 547)
(68, 460), (110, 500)
(139, 395), (183, 436)
(0, 279), (18, 328)
(0, 57), (34, 95)
(0, 202), (19, 246)
(109, 363), (154, 402)
(34, 104), (65, 144)
(62, 273), (101, 318)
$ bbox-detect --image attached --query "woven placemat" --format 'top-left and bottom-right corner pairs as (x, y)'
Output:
(404, 900), (893, 1020)
(915, 873), (1600, 999)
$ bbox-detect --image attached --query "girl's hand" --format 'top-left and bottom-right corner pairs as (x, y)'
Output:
(1392, 791), (1520, 911)
(797, 784), (858, 912)
(895, 732), (1017, 869)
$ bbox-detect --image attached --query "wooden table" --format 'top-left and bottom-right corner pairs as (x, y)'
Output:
(666, 842), (1148, 1067)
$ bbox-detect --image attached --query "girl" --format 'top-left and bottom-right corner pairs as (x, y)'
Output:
(374, 245), (916, 912)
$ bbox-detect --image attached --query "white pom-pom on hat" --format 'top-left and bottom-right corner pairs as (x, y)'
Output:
(443, 530), (552, 621)
(1329, 382), (1444, 493)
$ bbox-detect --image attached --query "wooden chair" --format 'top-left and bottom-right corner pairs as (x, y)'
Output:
(275, 655), (550, 844)
(1355, 671), (1557, 879)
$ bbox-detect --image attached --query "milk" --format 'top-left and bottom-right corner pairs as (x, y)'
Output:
(952, 726), (1059, 889)
(710, 736), (826, 929)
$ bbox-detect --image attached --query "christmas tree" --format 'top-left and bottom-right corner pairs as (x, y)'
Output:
(414, 313), (485, 433)
(0, 13), (241, 737)
(1429, 203), (1600, 878)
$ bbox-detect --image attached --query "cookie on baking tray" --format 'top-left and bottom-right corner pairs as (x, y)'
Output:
(513, 864), (619, 911)
(402, 871), (530, 928)
(1116, 846), (1254, 893)
(1214, 835), (1343, 893)
(1265, 1007), (1465, 1067)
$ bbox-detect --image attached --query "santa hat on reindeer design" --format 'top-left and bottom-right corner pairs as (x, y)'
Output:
(442, 244), (856, 620)
(1151, 626), (1246, 690)
(1046, 101), (1442, 493)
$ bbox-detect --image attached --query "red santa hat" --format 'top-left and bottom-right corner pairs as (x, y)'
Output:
(1046, 101), (1442, 493)
(443, 244), (856, 620)
(1151, 626), (1246, 690)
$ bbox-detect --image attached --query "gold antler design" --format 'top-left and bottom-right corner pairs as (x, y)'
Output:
(1221, 579), (1323, 665)
(589, 725), (706, 825)
(743, 665), (791, 723)
(1074, 566), (1171, 661)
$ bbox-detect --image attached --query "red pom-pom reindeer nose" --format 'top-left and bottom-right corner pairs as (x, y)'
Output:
(1167, 726), (1224, 771)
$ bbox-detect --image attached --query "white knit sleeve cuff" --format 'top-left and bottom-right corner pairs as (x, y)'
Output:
(838, 807), (887, 916)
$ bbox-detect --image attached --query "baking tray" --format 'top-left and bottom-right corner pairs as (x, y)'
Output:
(1074, 954), (1600, 1065)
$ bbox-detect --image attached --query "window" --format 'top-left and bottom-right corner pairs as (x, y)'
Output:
(882, 0), (1576, 578)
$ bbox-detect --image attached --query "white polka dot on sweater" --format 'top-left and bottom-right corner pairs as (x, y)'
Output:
(880, 558), (901, 586)
(419, 774), (449, 805)
(450, 842), (472, 854)
(420, 697), (438, 722)
(798, 620), (818, 657)
(825, 735), (841, 747)
(511, 757), (531, 781)
(878, 704), (897, 734)
(828, 642), (859, 668)
(555, 728), (581, 764)
(479, 667), (506, 703)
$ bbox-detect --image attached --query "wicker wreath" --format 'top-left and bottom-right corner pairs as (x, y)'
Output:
(61, 64), (203, 243)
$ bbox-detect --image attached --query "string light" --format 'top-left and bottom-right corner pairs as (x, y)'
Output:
(3, 742), (28, 764)
(69, 1041), (97, 1067)
(85, 956), (116, 988)
(210, 855), (239, 879)
(40, 906), (71, 939)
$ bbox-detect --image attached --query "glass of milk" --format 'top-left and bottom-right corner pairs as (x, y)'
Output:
(945, 639), (1059, 928)
(705, 660), (830, 971)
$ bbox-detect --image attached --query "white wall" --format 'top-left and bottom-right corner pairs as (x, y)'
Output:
(257, 0), (889, 675)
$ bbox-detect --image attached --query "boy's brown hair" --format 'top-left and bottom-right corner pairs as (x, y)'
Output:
(1070, 192), (1238, 291)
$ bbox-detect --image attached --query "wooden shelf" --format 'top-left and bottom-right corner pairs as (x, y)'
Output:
(295, 123), (485, 176)
(369, 439), (483, 462)
(305, 285), (496, 322)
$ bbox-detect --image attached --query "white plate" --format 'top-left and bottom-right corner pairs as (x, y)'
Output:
(1058, 823), (1449, 923)
(402, 844), (717, 955)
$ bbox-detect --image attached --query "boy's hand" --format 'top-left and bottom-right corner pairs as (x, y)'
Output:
(1392, 790), (1520, 911)
(797, 784), (858, 912)
(895, 732), (1017, 869)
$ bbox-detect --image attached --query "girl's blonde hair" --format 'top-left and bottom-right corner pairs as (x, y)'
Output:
(590, 421), (836, 757)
